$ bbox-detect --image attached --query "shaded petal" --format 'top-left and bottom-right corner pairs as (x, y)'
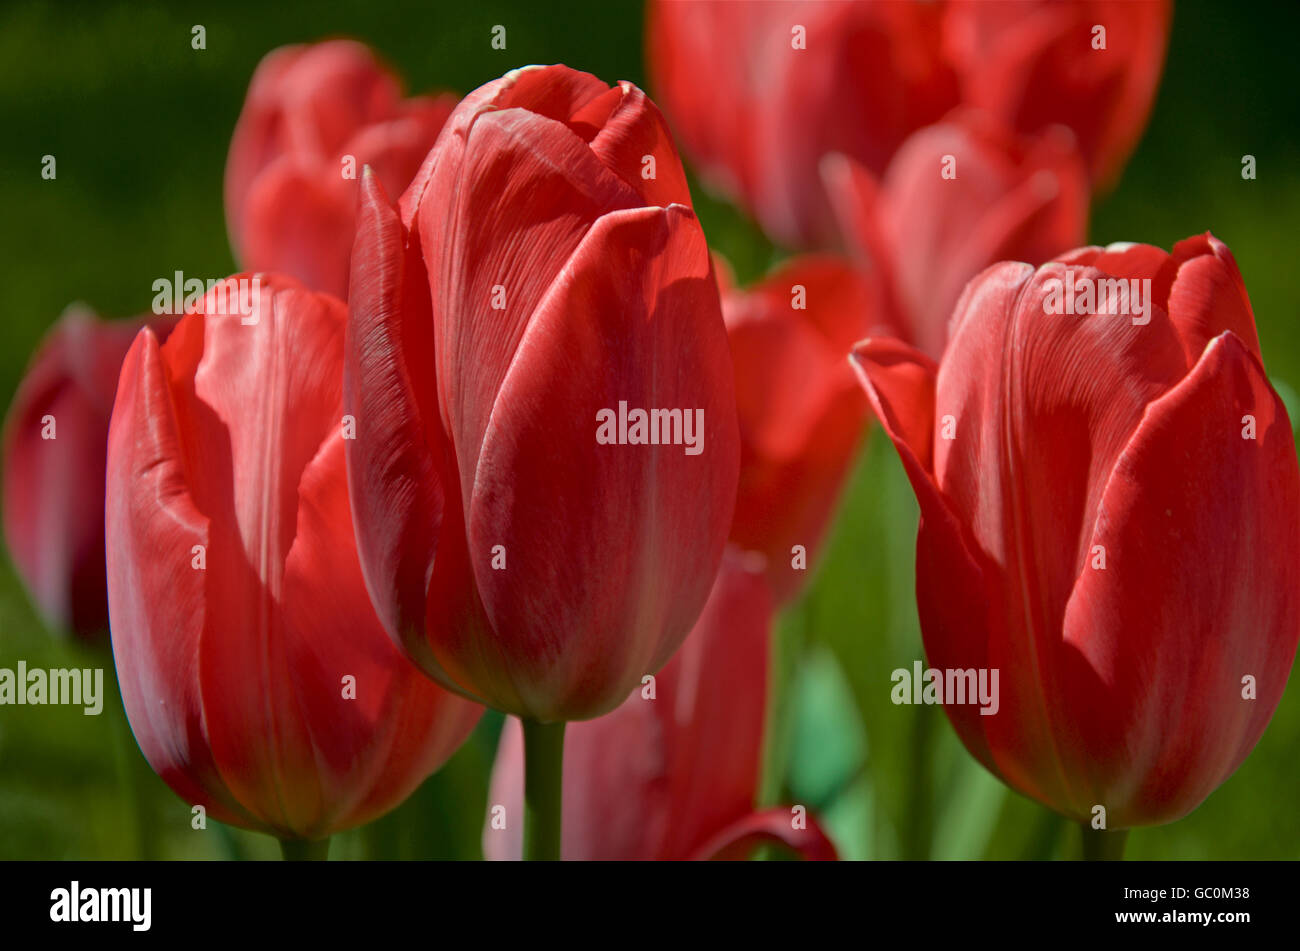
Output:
(344, 171), (450, 676)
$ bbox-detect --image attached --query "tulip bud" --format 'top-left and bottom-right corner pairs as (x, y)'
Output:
(106, 275), (481, 841)
(225, 40), (457, 298)
(851, 234), (1299, 828)
(3, 307), (172, 639)
(344, 65), (740, 722)
(483, 549), (837, 860)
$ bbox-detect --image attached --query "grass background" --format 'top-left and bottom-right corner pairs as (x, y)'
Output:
(0, 0), (1296, 859)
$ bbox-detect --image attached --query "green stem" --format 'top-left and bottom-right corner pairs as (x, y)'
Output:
(279, 837), (330, 861)
(522, 718), (566, 861)
(901, 704), (935, 859)
(1079, 824), (1128, 861)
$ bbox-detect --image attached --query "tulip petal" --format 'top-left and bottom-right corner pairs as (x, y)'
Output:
(1165, 233), (1261, 366)
(418, 105), (644, 498)
(344, 171), (449, 675)
(691, 807), (838, 861)
(1059, 332), (1300, 826)
(820, 154), (906, 339)
(877, 117), (1089, 357)
(850, 336), (1000, 774)
(946, 0), (1171, 188)
(167, 280), (349, 835)
(3, 308), (144, 636)
(458, 204), (738, 719)
(283, 430), (481, 835)
(107, 327), (257, 830)
(399, 64), (610, 225)
(225, 41), (404, 242)
(582, 81), (693, 208)
(240, 158), (356, 299)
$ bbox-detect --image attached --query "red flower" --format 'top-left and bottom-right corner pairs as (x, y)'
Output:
(824, 111), (1089, 360)
(3, 307), (173, 639)
(106, 275), (481, 840)
(224, 40), (456, 299)
(851, 234), (1300, 828)
(646, 0), (959, 248)
(344, 65), (740, 722)
(943, 0), (1172, 188)
(721, 255), (876, 604)
(483, 550), (837, 860)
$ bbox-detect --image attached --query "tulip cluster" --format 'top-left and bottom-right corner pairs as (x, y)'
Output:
(2, 1), (1295, 864)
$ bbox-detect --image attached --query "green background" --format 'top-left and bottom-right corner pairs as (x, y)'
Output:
(0, 0), (1296, 859)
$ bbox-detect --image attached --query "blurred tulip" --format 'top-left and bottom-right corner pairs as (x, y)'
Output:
(225, 39), (456, 298)
(721, 255), (877, 604)
(646, 0), (959, 248)
(483, 550), (837, 860)
(851, 234), (1299, 828)
(106, 275), (481, 843)
(3, 307), (173, 639)
(824, 111), (1089, 360)
(943, 0), (1172, 188)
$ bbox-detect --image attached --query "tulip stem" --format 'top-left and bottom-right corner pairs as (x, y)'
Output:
(279, 837), (331, 861)
(1079, 824), (1128, 861)
(522, 718), (566, 861)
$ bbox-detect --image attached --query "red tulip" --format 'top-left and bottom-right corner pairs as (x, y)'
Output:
(344, 65), (740, 722)
(823, 110), (1089, 360)
(850, 234), (1299, 828)
(646, 0), (959, 248)
(106, 275), (481, 841)
(721, 255), (878, 604)
(225, 40), (456, 299)
(943, 0), (1172, 188)
(482, 550), (837, 860)
(3, 307), (173, 639)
